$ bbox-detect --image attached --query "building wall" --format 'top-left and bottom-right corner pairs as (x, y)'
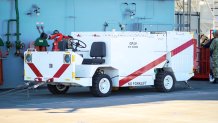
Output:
(0, 0), (175, 88)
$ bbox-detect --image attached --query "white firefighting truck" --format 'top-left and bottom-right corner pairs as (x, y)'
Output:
(24, 31), (196, 97)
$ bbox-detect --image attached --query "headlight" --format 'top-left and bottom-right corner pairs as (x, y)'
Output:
(25, 54), (32, 63)
(64, 54), (71, 64)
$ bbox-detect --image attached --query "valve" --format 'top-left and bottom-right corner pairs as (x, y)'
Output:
(15, 40), (25, 56)
(6, 41), (12, 53)
(0, 37), (4, 47)
(0, 37), (8, 58)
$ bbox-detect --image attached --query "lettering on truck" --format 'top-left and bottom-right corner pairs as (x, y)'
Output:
(128, 42), (138, 48)
(128, 81), (147, 86)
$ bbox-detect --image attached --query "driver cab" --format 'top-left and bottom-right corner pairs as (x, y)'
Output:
(58, 38), (86, 52)
(82, 42), (106, 64)
(59, 38), (106, 65)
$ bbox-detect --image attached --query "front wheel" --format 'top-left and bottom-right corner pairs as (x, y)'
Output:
(90, 74), (112, 97)
(154, 71), (175, 92)
(47, 84), (69, 95)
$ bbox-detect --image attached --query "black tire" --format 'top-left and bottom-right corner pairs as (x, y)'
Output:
(47, 84), (69, 95)
(154, 71), (175, 92)
(90, 74), (112, 97)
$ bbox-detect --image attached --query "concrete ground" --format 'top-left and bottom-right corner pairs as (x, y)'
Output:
(0, 80), (218, 123)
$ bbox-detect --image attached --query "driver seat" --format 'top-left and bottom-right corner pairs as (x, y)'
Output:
(82, 42), (106, 64)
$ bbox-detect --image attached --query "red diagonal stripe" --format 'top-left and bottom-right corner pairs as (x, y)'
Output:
(119, 39), (195, 87)
(27, 63), (43, 77)
(119, 55), (166, 87)
(171, 39), (194, 56)
(53, 64), (70, 78)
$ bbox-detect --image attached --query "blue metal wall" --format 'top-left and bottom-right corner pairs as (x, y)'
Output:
(0, 0), (175, 88)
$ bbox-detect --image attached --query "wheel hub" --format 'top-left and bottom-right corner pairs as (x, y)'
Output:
(56, 84), (67, 91)
(163, 75), (173, 90)
(99, 78), (110, 94)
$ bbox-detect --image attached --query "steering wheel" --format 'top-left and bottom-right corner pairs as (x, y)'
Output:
(71, 39), (87, 51)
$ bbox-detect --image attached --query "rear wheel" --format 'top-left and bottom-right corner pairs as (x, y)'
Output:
(90, 74), (112, 97)
(154, 71), (175, 92)
(47, 84), (69, 95)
